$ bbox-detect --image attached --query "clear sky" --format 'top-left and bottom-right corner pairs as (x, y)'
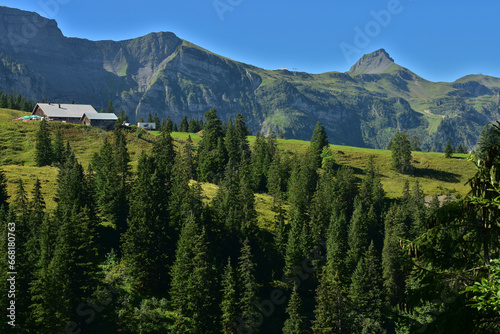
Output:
(3, 0), (499, 82)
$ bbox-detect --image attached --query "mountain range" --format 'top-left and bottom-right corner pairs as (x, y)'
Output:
(1, 6), (499, 150)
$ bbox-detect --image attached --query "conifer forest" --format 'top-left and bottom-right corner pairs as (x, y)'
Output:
(1, 109), (500, 333)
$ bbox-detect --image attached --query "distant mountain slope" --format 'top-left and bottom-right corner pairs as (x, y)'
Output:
(349, 49), (399, 74)
(0, 6), (498, 150)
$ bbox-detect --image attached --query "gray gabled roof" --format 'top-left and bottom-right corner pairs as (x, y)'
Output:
(83, 113), (118, 121)
(33, 103), (98, 118)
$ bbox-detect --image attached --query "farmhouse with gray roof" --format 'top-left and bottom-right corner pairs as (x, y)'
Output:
(32, 103), (98, 123)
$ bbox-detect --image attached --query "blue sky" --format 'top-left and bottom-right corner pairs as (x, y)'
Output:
(3, 0), (499, 82)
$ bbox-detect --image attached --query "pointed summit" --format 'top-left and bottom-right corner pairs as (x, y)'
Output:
(349, 49), (397, 75)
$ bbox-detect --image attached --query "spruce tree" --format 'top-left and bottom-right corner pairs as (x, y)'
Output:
(267, 152), (285, 210)
(312, 213), (351, 334)
(309, 121), (329, 169)
(309, 170), (335, 241)
(345, 198), (370, 273)
(10, 180), (33, 330)
(390, 130), (412, 174)
(48, 207), (99, 328)
(30, 215), (58, 331)
(107, 100), (114, 114)
(221, 258), (238, 334)
(170, 217), (216, 332)
(445, 140), (453, 158)
(348, 242), (385, 333)
(283, 286), (307, 334)
(112, 127), (131, 234)
(284, 217), (303, 279)
(198, 108), (226, 183)
(180, 115), (189, 132)
(225, 118), (239, 164)
(238, 238), (259, 330)
(238, 155), (257, 233)
(169, 151), (203, 230)
(27, 179), (45, 286)
(122, 149), (171, 293)
(170, 216), (200, 313)
(274, 199), (288, 256)
(312, 267), (350, 334)
(153, 113), (161, 130)
(332, 166), (358, 221)
(186, 227), (217, 332)
(381, 205), (408, 307)
(55, 148), (94, 220)
(35, 119), (53, 166)
(92, 138), (120, 225)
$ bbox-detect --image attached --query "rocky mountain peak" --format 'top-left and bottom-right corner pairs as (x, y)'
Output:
(349, 49), (395, 74)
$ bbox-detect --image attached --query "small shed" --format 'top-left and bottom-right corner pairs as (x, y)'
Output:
(137, 122), (156, 130)
(82, 113), (118, 130)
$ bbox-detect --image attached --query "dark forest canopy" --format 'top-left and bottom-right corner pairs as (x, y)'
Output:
(0, 111), (499, 333)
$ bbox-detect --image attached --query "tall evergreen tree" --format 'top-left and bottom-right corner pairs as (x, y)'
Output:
(180, 115), (189, 132)
(283, 286), (307, 334)
(164, 115), (173, 133)
(382, 205), (411, 309)
(331, 166), (358, 221)
(309, 121), (329, 169)
(444, 140), (453, 158)
(312, 267), (350, 334)
(348, 242), (385, 333)
(390, 130), (412, 174)
(35, 119), (53, 166)
(170, 217), (217, 333)
(198, 108), (226, 183)
(10, 180), (33, 330)
(122, 150), (172, 293)
(92, 138), (120, 224)
(238, 238), (259, 330)
(345, 198), (372, 273)
(152, 113), (161, 130)
(30, 215), (58, 331)
(107, 100), (114, 114)
(49, 208), (99, 329)
(251, 132), (277, 193)
(55, 148), (94, 220)
(221, 257), (238, 334)
(112, 127), (131, 235)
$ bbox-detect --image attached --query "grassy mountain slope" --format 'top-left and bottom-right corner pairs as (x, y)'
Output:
(0, 109), (476, 217)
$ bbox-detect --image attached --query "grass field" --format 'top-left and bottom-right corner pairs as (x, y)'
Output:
(0, 108), (477, 215)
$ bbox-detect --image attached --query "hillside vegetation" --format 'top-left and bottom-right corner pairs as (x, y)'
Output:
(0, 108), (476, 213)
(1, 107), (498, 334)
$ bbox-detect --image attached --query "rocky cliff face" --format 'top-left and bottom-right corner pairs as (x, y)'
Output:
(0, 6), (498, 150)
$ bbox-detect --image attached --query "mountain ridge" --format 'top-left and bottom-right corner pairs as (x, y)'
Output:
(0, 6), (498, 151)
